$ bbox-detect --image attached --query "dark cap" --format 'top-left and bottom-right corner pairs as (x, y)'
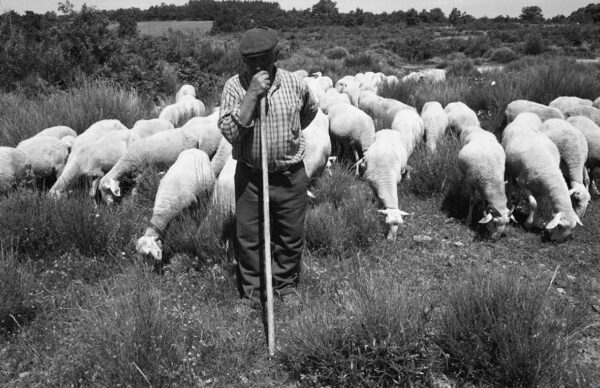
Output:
(239, 27), (278, 57)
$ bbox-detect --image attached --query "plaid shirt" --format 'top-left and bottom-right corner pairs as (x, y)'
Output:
(218, 67), (318, 172)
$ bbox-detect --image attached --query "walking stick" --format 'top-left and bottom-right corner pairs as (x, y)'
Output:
(259, 96), (275, 357)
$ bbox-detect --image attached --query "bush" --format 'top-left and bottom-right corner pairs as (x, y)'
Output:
(51, 265), (183, 386)
(325, 46), (349, 59)
(437, 269), (588, 387)
(489, 47), (518, 63)
(283, 275), (434, 386)
(445, 58), (477, 77)
(0, 243), (35, 334)
(523, 33), (546, 55)
(343, 53), (381, 73)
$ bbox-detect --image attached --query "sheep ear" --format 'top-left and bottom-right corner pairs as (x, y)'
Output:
(478, 212), (493, 224)
(510, 214), (518, 223)
(110, 180), (121, 197)
(545, 212), (562, 230)
(575, 215), (583, 227)
(377, 209), (388, 215)
(399, 210), (411, 216)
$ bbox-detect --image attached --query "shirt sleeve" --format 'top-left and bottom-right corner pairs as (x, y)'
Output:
(299, 81), (318, 130)
(218, 78), (254, 144)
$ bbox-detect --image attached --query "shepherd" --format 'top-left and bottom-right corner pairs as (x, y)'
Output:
(218, 27), (318, 318)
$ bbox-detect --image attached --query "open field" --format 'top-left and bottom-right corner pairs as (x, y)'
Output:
(137, 20), (214, 36)
(1, 22), (600, 386)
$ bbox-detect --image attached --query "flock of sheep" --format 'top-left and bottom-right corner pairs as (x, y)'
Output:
(1, 69), (600, 262)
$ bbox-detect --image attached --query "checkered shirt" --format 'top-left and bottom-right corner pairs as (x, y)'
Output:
(218, 68), (318, 172)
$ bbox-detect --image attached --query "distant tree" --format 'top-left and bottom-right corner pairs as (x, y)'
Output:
(520, 6), (544, 23)
(405, 8), (419, 26)
(117, 15), (137, 37)
(429, 8), (446, 23)
(311, 0), (339, 23)
(523, 32), (545, 55)
(449, 8), (462, 25)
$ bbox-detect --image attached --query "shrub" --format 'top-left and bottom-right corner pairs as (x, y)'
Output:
(437, 269), (588, 387)
(523, 33), (546, 55)
(51, 265), (183, 386)
(283, 275), (434, 386)
(0, 243), (35, 335)
(489, 47), (518, 63)
(343, 53), (381, 73)
(325, 45), (349, 59)
(445, 58), (477, 77)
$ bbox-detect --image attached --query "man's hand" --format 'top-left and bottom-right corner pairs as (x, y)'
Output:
(247, 70), (271, 98)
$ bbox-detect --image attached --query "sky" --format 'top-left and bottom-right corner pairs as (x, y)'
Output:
(0, 0), (594, 18)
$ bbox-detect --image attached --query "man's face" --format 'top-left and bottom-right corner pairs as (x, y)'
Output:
(243, 49), (276, 76)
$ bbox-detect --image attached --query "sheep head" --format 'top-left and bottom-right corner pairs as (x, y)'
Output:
(378, 208), (410, 241)
(478, 206), (512, 238)
(569, 183), (591, 218)
(545, 211), (583, 242)
(98, 177), (120, 205)
(136, 235), (163, 262)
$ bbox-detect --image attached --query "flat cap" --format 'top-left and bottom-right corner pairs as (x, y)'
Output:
(239, 27), (278, 57)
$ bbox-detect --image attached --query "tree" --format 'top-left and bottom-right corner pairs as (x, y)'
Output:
(429, 8), (446, 23)
(405, 8), (419, 26)
(311, 0), (339, 23)
(448, 8), (463, 25)
(520, 6), (544, 23)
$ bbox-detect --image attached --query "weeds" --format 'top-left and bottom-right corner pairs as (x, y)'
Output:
(0, 243), (35, 335)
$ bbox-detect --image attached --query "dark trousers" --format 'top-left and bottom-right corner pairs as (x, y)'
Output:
(234, 161), (309, 303)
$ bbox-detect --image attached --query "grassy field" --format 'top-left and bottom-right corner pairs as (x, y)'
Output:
(1, 32), (600, 386)
(136, 20), (214, 36)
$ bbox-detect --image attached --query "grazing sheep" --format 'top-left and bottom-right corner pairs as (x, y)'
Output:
(33, 125), (77, 140)
(0, 147), (31, 193)
(175, 84), (196, 103)
(136, 149), (216, 262)
(390, 109), (425, 157)
(549, 96), (593, 115)
(540, 118), (591, 217)
(49, 130), (132, 199)
(335, 75), (356, 93)
(361, 129), (410, 241)
(318, 88), (350, 114)
(444, 101), (480, 136)
(337, 78), (363, 106)
(502, 113), (582, 241)
(505, 100), (564, 123)
(567, 115), (600, 196)
(71, 119), (128, 153)
(211, 156), (236, 214)
(421, 101), (449, 153)
(60, 135), (76, 152)
(16, 136), (69, 184)
(303, 109), (331, 180)
(292, 69), (309, 79)
(129, 118), (174, 144)
(158, 97), (206, 127)
(458, 130), (512, 237)
(563, 105), (600, 127)
(99, 116), (222, 203)
(327, 103), (376, 165)
(358, 90), (413, 126)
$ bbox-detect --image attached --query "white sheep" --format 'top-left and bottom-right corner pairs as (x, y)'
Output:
(33, 125), (77, 140)
(549, 96), (593, 115)
(71, 119), (128, 153)
(99, 116), (222, 203)
(0, 147), (31, 193)
(390, 109), (425, 157)
(458, 130), (512, 237)
(563, 105), (600, 127)
(358, 90), (413, 126)
(502, 112), (582, 241)
(505, 100), (564, 123)
(158, 97), (206, 127)
(337, 78), (363, 106)
(49, 129), (132, 198)
(318, 88), (350, 114)
(292, 69), (309, 79)
(327, 103), (375, 166)
(303, 109), (331, 180)
(60, 135), (76, 153)
(129, 118), (174, 144)
(444, 101), (480, 136)
(361, 129), (411, 241)
(540, 118), (591, 218)
(421, 101), (449, 153)
(175, 84), (196, 103)
(16, 136), (69, 183)
(335, 75), (356, 93)
(136, 149), (216, 262)
(211, 155), (236, 214)
(594, 96), (600, 110)
(566, 115), (600, 196)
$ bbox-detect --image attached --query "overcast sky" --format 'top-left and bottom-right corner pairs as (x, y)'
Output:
(0, 0), (593, 18)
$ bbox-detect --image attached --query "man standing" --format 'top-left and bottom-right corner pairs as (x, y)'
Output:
(218, 27), (318, 313)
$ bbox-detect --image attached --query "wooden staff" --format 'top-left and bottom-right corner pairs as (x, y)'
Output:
(259, 96), (275, 356)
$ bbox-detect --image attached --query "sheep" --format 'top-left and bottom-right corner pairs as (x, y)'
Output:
(390, 109), (425, 157)
(211, 156), (236, 214)
(421, 101), (449, 153)
(458, 129), (512, 237)
(540, 118), (591, 218)
(566, 115), (600, 196)
(175, 84), (196, 103)
(303, 109), (331, 180)
(335, 75), (356, 93)
(71, 119), (128, 153)
(0, 147), (31, 193)
(327, 103), (375, 167)
(292, 69), (309, 79)
(129, 118), (174, 144)
(549, 96), (593, 115)
(158, 97), (206, 127)
(60, 135), (76, 152)
(337, 78), (363, 106)
(505, 100), (564, 123)
(358, 90), (413, 126)
(318, 88), (350, 114)
(563, 105), (600, 127)
(136, 149), (216, 262)
(16, 136), (69, 184)
(594, 96), (600, 110)
(49, 129), (132, 199)
(444, 101), (480, 136)
(99, 116), (222, 204)
(33, 125), (77, 140)
(402, 71), (424, 83)
(361, 129), (411, 241)
(502, 112), (582, 241)
(209, 136), (233, 179)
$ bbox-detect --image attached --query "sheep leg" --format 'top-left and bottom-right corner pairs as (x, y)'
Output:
(466, 185), (475, 226)
(522, 187), (537, 229)
(353, 149), (360, 176)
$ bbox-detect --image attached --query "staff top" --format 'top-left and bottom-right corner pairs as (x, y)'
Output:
(239, 27), (278, 57)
